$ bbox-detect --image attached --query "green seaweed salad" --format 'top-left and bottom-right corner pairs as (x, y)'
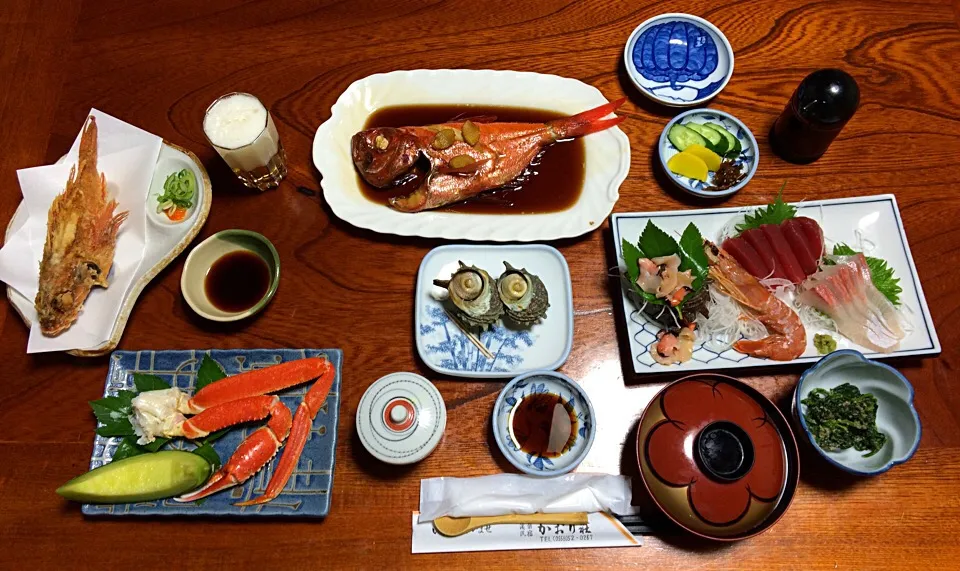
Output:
(802, 383), (887, 457)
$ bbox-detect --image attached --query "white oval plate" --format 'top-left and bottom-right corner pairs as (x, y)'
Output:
(415, 244), (573, 378)
(312, 69), (630, 241)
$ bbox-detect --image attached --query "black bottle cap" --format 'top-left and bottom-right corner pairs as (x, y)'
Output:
(796, 69), (860, 125)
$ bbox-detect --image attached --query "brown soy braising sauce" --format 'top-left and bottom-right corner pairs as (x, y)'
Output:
(511, 392), (578, 457)
(358, 105), (587, 214)
(204, 250), (270, 313)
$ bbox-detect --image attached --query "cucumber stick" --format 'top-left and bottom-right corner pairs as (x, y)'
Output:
(57, 450), (211, 503)
(685, 123), (729, 155)
(703, 122), (742, 156)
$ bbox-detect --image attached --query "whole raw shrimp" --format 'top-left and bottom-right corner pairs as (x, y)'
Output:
(705, 241), (806, 360)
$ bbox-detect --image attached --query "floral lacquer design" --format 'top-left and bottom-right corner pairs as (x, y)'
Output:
(644, 379), (787, 527)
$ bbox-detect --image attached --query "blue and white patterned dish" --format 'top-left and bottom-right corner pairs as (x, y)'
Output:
(658, 108), (758, 198)
(794, 350), (921, 476)
(492, 370), (596, 476)
(415, 244), (573, 379)
(623, 13), (734, 107)
(83, 348), (341, 517)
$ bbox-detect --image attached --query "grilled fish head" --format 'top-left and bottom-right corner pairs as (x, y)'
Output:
(351, 127), (420, 187)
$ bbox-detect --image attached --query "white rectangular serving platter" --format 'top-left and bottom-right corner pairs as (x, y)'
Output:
(312, 69), (630, 241)
(415, 244), (573, 378)
(611, 194), (940, 374)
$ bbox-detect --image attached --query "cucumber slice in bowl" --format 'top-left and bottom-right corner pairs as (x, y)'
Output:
(685, 123), (729, 155)
(666, 124), (708, 151)
(57, 450), (212, 503)
(703, 122), (742, 157)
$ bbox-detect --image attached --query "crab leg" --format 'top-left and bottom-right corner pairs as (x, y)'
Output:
(184, 357), (333, 414)
(175, 397), (292, 502)
(174, 357), (337, 504)
(235, 360), (336, 506)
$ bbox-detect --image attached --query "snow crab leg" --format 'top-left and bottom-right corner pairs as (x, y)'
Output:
(128, 357), (336, 505)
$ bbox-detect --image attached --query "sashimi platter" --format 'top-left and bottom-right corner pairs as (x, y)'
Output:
(613, 193), (939, 373)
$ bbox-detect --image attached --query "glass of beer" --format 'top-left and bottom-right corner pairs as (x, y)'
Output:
(203, 92), (287, 190)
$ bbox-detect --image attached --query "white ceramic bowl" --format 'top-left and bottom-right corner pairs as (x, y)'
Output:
(794, 350), (921, 475)
(492, 370), (595, 477)
(180, 230), (280, 322)
(623, 13), (734, 107)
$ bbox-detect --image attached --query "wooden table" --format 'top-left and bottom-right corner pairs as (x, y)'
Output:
(2, 1), (959, 568)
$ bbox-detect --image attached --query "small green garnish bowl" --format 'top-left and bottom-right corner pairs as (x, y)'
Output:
(793, 350), (921, 476)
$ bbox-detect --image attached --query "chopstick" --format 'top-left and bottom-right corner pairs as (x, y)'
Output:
(444, 308), (495, 360)
(614, 514), (656, 536)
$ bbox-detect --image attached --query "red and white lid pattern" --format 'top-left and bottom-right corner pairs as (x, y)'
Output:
(356, 372), (446, 464)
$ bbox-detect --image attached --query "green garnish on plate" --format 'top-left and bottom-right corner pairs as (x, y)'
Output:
(802, 383), (887, 457)
(814, 333), (837, 355)
(156, 168), (197, 214)
(831, 243), (902, 305)
(735, 183), (794, 233)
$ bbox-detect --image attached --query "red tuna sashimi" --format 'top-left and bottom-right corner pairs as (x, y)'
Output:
(798, 254), (904, 353)
(781, 218), (819, 275)
(791, 217), (824, 259)
(742, 228), (783, 279)
(761, 224), (807, 283)
(722, 236), (773, 279)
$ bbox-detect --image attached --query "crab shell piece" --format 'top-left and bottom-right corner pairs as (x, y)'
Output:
(496, 262), (549, 324)
(433, 261), (504, 330)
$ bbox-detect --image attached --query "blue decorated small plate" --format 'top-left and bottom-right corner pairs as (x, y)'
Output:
(492, 371), (596, 476)
(415, 244), (573, 379)
(793, 350), (921, 476)
(623, 13), (734, 107)
(83, 348), (341, 517)
(659, 108), (758, 198)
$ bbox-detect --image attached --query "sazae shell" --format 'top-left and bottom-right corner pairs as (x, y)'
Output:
(433, 262), (504, 330)
(496, 262), (549, 324)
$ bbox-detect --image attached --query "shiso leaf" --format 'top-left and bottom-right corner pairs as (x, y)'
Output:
(735, 183), (795, 233)
(195, 355), (227, 392)
(832, 243), (902, 305)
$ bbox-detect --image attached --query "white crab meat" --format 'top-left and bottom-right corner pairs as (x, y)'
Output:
(129, 387), (190, 444)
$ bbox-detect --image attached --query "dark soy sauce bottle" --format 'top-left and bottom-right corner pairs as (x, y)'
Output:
(770, 69), (860, 164)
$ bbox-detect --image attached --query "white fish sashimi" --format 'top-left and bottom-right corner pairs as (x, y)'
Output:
(798, 254), (904, 353)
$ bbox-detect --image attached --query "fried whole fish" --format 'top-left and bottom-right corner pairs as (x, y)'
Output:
(351, 98), (626, 212)
(35, 117), (128, 336)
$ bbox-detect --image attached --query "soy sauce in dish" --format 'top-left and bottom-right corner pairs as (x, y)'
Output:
(204, 250), (270, 313)
(510, 392), (578, 457)
(358, 105), (587, 214)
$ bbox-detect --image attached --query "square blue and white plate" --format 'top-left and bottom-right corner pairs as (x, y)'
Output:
(415, 245), (574, 379)
(83, 348), (341, 517)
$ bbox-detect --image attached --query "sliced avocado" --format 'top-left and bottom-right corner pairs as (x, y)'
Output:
(56, 450), (212, 503)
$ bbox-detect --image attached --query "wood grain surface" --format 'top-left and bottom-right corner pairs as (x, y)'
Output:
(2, 1), (959, 569)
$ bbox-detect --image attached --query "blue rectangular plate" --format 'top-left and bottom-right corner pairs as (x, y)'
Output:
(82, 348), (342, 517)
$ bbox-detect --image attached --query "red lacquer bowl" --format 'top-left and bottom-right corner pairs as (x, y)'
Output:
(636, 374), (800, 540)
